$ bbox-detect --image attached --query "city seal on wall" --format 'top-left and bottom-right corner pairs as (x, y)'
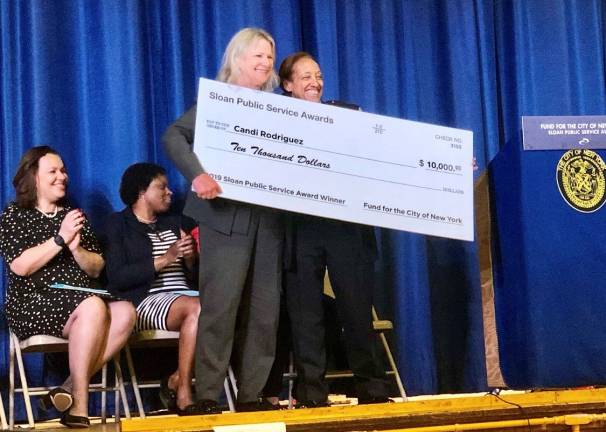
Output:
(556, 149), (606, 213)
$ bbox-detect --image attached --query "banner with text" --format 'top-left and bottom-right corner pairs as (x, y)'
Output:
(522, 115), (606, 150)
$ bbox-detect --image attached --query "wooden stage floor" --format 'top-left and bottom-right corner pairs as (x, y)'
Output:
(23, 388), (606, 432)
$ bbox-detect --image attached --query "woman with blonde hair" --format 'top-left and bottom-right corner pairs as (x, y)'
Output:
(163, 28), (284, 413)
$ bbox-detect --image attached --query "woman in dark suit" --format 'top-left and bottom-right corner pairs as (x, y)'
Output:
(279, 52), (389, 407)
(103, 163), (200, 415)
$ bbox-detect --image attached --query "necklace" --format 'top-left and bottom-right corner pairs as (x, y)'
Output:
(133, 212), (157, 224)
(36, 205), (58, 218)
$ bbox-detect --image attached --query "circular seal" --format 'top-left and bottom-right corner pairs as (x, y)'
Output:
(556, 149), (606, 213)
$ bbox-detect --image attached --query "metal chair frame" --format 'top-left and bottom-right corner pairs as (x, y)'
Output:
(124, 329), (237, 418)
(0, 392), (7, 430)
(283, 306), (407, 405)
(8, 331), (130, 429)
(324, 307), (407, 399)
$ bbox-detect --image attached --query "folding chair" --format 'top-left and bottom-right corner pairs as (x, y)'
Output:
(124, 329), (237, 418)
(319, 307), (406, 399)
(8, 331), (130, 429)
(322, 272), (407, 400)
(371, 306), (406, 399)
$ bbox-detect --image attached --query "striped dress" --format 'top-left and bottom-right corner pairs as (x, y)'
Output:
(135, 229), (196, 332)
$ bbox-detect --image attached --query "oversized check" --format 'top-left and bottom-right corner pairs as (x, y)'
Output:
(193, 78), (474, 241)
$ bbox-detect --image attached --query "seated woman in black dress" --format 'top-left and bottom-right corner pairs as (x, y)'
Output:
(0, 146), (136, 428)
(103, 163), (200, 415)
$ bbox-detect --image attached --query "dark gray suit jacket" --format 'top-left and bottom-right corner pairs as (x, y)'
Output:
(162, 105), (251, 235)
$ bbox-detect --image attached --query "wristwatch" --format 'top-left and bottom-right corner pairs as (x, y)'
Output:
(53, 234), (66, 248)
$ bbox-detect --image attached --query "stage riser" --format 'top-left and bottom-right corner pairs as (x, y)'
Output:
(119, 389), (606, 432)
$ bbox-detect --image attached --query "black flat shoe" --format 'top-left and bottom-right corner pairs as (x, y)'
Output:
(176, 403), (201, 416)
(196, 399), (222, 414)
(236, 398), (281, 412)
(159, 377), (177, 411)
(39, 387), (73, 412)
(358, 396), (392, 404)
(60, 412), (90, 428)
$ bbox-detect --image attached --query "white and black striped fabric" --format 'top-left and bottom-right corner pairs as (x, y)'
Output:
(135, 229), (196, 331)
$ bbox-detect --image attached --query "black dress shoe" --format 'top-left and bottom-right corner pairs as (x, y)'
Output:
(196, 399), (222, 414)
(295, 399), (330, 408)
(358, 396), (392, 404)
(60, 412), (90, 428)
(159, 377), (177, 411)
(236, 398), (281, 412)
(176, 403), (202, 416)
(39, 387), (73, 412)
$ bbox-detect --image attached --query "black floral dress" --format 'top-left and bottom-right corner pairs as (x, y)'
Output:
(0, 203), (110, 339)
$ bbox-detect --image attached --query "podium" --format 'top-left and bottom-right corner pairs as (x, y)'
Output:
(490, 133), (606, 388)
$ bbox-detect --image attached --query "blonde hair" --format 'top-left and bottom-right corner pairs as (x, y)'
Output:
(216, 27), (279, 91)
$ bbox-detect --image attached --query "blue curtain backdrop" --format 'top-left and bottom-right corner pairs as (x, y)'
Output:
(489, 1), (606, 388)
(1, 0), (605, 420)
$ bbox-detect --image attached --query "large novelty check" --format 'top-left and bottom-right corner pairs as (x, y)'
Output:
(193, 78), (474, 241)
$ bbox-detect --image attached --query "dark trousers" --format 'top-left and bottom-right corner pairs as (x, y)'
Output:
(286, 218), (387, 402)
(195, 208), (282, 402)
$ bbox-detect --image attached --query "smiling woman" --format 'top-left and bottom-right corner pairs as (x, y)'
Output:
(0, 146), (136, 428)
(280, 54), (323, 103)
(278, 52), (390, 407)
(162, 28), (284, 414)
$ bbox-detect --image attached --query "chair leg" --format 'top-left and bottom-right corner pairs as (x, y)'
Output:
(224, 365), (239, 412)
(114, 384), (120, 422)
(227, 365), (237, 399)
(112, 360), (120, 422)
(113, 354), (130, 419)
(372, 308), (407, 400)
(223, 378), (235, 412)
(11, 332), (35, 428)
(0, 392), (7, 430)
(8, 333), (15, 429)
(377, 331), (407, 400)
(287, 352), (295, 409)
(101, 363), (107, 423)
(124, 345), (145, 418)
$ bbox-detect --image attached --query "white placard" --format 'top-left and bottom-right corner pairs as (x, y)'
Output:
(194, 78), (474, 241)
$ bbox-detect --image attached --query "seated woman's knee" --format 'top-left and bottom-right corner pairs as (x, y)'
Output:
(186, 296), (201, 318)
(110, 301), (137, 332)
(80, 296), (110, 322)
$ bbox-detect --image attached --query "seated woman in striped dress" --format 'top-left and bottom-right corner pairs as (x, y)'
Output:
(103, 162), (200, 415)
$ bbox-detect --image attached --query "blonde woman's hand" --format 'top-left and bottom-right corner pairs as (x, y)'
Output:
(192, 173), (222, 200)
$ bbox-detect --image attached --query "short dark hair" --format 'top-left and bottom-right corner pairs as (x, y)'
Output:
(278, 51), (316, 94)
(13, 145), (62, 209)
(119, 163), (166, 206)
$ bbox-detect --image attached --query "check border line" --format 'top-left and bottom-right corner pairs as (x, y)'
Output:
(207, 145), (443, 192)
(223, 129), (418, 169)
(218, 181), (347, 207)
